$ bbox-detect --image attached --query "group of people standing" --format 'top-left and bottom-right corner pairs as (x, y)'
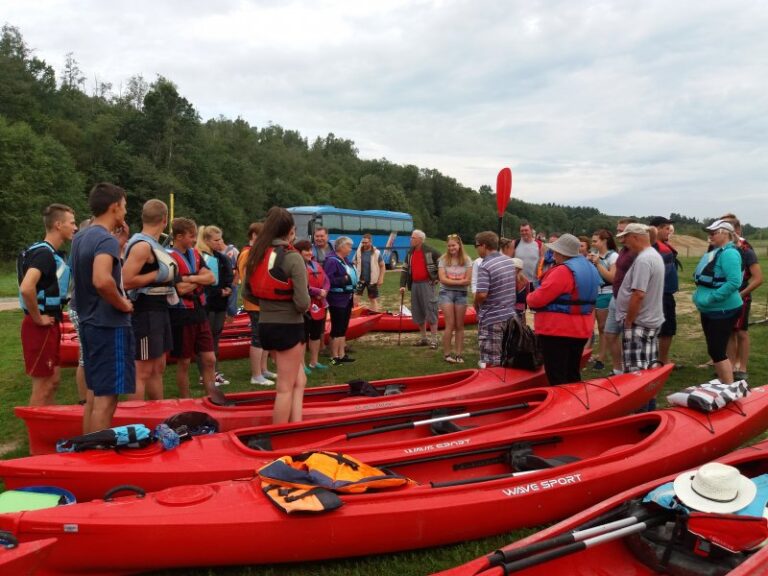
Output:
(17, 188), (763, 433)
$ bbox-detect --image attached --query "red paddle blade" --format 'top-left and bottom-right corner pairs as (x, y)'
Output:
(688, 512), (768, 552)
(496, 167), (512, 217)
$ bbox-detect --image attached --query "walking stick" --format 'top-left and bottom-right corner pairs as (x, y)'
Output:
(398, 290), (405, 346)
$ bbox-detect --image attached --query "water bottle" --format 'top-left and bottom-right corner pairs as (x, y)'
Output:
(154, 423), (180, 451)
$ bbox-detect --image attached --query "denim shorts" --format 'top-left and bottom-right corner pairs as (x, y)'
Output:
(438, 289), (468, 306)
(604, 297), (622, 335)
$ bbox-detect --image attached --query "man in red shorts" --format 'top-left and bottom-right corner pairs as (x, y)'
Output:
(18, 204), (78, 405)
(167, 217), (227, 404)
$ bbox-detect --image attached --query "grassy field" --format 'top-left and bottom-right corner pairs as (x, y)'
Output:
(0, 253), (766, 575)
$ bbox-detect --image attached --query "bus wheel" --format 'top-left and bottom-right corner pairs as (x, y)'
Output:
(388, 253), (398, 270)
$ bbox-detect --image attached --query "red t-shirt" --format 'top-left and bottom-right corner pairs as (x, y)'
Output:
(411, 248), (429, 282)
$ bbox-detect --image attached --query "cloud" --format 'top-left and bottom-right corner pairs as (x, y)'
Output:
(3, 0), (768, 225)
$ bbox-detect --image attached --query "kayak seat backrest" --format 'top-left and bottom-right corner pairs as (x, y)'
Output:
(383, 384), (405, 396)
(430, 420), (474, 436)
(626, 521), (748, 576)
(509, 447), (581, 472)
(246, 435), (273, 451)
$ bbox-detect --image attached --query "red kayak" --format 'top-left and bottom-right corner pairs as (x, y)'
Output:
(436, 435), (768, 576)
(2, 388), (768, 575)
(364, 306), (479, 332)
(58, 313), (383, 366)
(1, 366), (672, 500)
(16, 365), (557, 455)
(0, 536), (57, 575)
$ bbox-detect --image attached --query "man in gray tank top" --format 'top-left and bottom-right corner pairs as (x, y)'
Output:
(511, 221), (543, 288)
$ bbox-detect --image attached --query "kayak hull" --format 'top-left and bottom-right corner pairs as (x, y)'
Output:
(0, 537), (57, 575)
(58, 312), (382, 367)
(3, 387), (768, 575)
(16, 365), (554, 455)
(1, 366), (673, 500)
(435, 437), (768, 576)
(366, 306), (478, 332)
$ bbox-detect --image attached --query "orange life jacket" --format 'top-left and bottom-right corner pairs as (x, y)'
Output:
(248, 245), (296, 302)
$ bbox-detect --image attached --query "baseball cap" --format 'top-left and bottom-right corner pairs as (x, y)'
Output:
(649, 216), (675, 227)
(616, 223), (650, 238)
(705, 219), (735, 234)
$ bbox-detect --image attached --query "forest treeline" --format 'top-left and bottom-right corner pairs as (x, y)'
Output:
(1, 24), (764, 259)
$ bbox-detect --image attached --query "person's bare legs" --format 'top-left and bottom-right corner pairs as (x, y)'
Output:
(713, 358), (734, 384)
(176, 359), (191, 398)
(606, 333), (622, 373)
(595, 309), (608, 364)
(273, 342), (305, 424)
(659, 335), (673, 366)
(29, 369), (59, 406)
(454, 304), (467, 357)
(75, 365), (87, 403)
(86, 394), (118, 433)
(736, 330), (750, 374)
(440, 302), (455, 357)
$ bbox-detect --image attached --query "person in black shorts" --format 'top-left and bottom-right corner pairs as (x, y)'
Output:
(122, 199), (175, 400)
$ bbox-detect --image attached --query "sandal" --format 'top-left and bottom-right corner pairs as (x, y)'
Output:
(413, 339), (429, 347)
(444, 354), (457, 363)
(454, 355), (464, 364)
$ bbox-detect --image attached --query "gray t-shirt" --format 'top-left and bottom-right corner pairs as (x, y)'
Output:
(515, 239), (540, 282)
(615, 247), (665, 329)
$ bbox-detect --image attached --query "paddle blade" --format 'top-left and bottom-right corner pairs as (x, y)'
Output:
(496, 167), (512, 217)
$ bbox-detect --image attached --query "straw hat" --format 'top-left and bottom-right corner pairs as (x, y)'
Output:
(673, 463), (756, 513)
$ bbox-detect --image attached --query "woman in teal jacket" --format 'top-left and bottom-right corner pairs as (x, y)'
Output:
(692, 219), (743, 384)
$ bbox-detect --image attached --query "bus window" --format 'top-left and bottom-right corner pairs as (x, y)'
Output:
(321, 214), (343, 234)
(375, 218), (391, 234)
(292, 214), (313, 240)
(342, 215), (361, 232)
(360, 216), (376, 232)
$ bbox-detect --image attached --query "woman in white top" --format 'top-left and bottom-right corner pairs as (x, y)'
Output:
(438, 234), (472, 363)
(588, 229), (619, 370)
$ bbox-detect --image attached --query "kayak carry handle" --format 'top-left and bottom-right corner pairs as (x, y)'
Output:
(0, 530), (18, 549)
(104, 485), (146, 502)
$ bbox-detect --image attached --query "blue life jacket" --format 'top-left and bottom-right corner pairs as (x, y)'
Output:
(124, 233), (178, 301)
(328, 255), (358, 293)
(17, 241), (71, 315)
(537, 256), (600, 315)
(694, 245), (734, 289)
(644, 475), (768, 517)
(598, 250), (617, 288)
(202, 252), (220, 287)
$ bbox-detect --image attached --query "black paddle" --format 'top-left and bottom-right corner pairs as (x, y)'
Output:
(345, 402), (536, 439)
(500, 515), (667, 573)
(490, 507), (655, 565)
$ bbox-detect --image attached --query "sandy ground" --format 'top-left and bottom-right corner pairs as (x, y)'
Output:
(0, 297), (18, 311)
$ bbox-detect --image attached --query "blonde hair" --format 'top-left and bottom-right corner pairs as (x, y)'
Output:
(196, 225), (219, 255)
(443, 234), (468, 266)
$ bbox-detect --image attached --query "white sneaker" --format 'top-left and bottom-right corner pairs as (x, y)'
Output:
(250, 375), (274, 386)
(215, 372), (230, 386)
(262, 370), (277, 380)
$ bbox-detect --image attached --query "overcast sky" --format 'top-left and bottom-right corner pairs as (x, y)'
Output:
(4, 0), (767, 225)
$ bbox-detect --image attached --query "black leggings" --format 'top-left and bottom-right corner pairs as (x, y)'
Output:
(329, 300), (353, 338)
(538, 335), (588, 386)
(700, 311), (740, 363)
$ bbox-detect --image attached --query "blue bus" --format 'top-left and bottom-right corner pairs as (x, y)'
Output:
(287, 206), (414, 269)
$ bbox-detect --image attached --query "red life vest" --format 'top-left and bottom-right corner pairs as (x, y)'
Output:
(169, 248), (206, 309)
(248, 245), (296, 302)
(306, 261), (327, 320)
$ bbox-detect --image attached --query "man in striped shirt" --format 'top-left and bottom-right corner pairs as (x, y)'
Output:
(473, 231), (517, 367)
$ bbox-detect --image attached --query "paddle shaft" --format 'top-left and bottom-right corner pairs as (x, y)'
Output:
(494, 511), (652, 563)
(502, 516), (666, 573)
(345, 402), (534, 439)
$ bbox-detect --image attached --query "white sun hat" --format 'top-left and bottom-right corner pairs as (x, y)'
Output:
(673, 462), (757, 513)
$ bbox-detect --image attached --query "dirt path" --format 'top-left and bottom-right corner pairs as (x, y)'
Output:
(0, 298), (18, 311)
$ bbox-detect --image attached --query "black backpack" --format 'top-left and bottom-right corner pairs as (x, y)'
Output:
(501, 315), (543, 371)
